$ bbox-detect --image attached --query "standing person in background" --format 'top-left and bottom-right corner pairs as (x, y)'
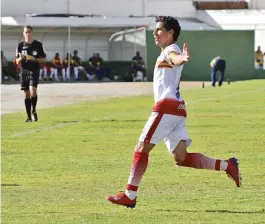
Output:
(210, 56), (226, 87)
(255, 46), (264, 70)
(16, 25), (46, 122)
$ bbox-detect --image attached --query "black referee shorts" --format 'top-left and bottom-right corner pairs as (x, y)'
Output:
(20, 68), (40, 90)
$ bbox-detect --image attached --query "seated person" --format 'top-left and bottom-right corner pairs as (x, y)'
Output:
(62, 53), (74, 81)
(87, 53), (104, 80)
(1, 50), (9, 81)
(132, 51), (146, 81)
(39, 63), (49, 81)
(49, 53), (62, 81)
(255, 46), (264, 69)
(72, 50), (94, 81)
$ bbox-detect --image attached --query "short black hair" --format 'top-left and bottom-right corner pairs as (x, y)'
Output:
(155, 16), (181, 41)
(24, 25), (33, 31)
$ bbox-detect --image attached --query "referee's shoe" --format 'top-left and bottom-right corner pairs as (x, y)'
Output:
(32, 111), (38, 121)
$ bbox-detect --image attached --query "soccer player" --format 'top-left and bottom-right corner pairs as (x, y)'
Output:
(16, 25), (46, 122)
(210, 56), (226, 87)
(106, 16), (241, 208)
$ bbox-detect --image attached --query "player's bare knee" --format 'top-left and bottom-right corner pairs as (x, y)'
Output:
(30, 87), (37, 97)
(24, 90), (31, 99)
(172, 140), (187, 166)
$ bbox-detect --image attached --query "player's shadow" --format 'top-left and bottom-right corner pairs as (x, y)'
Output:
(55, 119), (146, 124)
(1, 183), (21, 187)
(156, 209), (265, 214)
(205, 209), (265, 214)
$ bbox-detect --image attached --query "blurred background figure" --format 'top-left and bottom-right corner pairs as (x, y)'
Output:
(62, 53), (74, 81)
(1, 50), (10, 81)
(72, 50), (90, 81)
(210, 56), (226, 87)
(255, 46), (264, 70)
(49, 53), (62, 81)
(132, 51), (146, 82)
(87, 52), (104, 80)
(39, 63), (48, 81)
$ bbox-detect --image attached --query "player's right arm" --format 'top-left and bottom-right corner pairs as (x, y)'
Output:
(15, 43), (25, 65)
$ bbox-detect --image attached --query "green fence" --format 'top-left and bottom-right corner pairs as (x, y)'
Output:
(146, 30), (264, 81)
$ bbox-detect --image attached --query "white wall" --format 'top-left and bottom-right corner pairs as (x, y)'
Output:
(1, 0), (195, 18)
(249, 0), (265, 9)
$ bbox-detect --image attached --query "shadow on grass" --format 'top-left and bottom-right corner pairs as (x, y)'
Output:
(205, 209), (265, 214)
(156, 209), (265, 214)
(55, 119), (146, 124)
(1, 183), (21, 187)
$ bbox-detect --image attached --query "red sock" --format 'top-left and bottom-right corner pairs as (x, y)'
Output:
(126, 152), (149, 191)
(182, 153), (221, 170)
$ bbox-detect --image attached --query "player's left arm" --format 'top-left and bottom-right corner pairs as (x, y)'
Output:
(167, 43), (190, 66)
(34, 42), (46, 63)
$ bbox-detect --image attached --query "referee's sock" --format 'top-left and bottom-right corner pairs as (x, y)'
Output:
(24, 98), (31, 118)
(31, 95), (38, 112)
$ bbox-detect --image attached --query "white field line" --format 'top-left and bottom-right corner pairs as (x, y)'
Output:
(7, 87), (265, 138)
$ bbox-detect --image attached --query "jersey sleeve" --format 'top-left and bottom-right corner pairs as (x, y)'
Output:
(164, 44), (182, 65)
(38, 42), (46, 58)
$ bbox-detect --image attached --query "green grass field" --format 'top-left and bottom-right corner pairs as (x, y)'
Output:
(2, 80), (265, 224)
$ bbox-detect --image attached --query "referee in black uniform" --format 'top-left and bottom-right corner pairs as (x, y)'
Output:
(16, 25), (46, 122)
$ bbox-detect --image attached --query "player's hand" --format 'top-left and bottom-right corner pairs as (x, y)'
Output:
(182, 43), (190, 63)
(18, 53), (26, 61)
(26, 55), (36, 61)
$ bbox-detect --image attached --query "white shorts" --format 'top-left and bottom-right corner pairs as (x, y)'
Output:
(139, 112), (192, 154)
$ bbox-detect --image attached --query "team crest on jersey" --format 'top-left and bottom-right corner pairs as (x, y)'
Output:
(32, 51), (37, 56)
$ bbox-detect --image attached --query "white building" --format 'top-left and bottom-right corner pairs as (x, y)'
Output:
(1, 0), (265, 61)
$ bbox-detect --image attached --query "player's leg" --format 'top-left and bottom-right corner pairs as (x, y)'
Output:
(218, 71), (224, 87)
(30, 73), (39, 121)
(54, 68), (59, 81)
(74, 67), (79, 80)
(62, 68), (66, 81)
(107, 112), (178, 207)
(218, 61), (226, 87)
(43, 67), (48, 80)
(24, 90), (32, 122)
(167, 117), (241, 187)
(66, 67), (70, 81)
(211, 68), (217, 87)
(20, 69), (32, 122)
(49, 68), (55, 80)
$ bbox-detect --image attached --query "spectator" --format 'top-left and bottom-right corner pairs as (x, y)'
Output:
(62, 53), (74, 81)
(39, 63), (48, 81)
(132, 51), (146, 81)
(49, 53), (62, 81)
(255, 46), (264, 69)
(210, 56), (226, 87)
(87, 53), (104, 80)
(72, 50), (94, 81)
(1, 50), (9, 81)
(13, 56), (20, 78)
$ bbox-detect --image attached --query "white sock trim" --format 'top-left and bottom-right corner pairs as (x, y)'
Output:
(125, 190), (137, 200)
